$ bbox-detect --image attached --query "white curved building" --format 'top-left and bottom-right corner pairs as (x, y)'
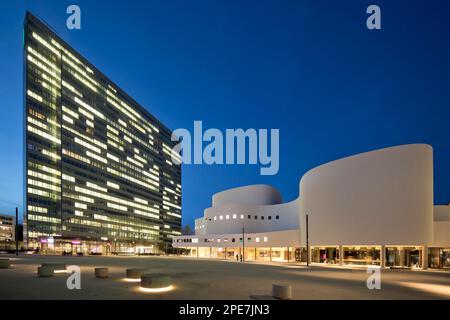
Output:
(177, 184), (302, 262)
(173, 144), (450, 269)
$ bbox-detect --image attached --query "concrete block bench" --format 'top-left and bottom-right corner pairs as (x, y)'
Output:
(126, 268), (151, 280)
(272, 284), (292, 300)
(95, 267), (109, 279)
(0, 258), (11, 269)
(38, 265), (54, 277)
(141, 274), (172, 290)
(41, 263), (67, 273)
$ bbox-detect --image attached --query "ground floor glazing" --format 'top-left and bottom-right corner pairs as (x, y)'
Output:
(177, 245), (450, 269)
(183, 246), (307, 262)
(27, 237), (159, 255)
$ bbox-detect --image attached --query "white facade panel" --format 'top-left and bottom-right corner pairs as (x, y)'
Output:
(212, 185), (282, 207)
(299, 144), (434, 246)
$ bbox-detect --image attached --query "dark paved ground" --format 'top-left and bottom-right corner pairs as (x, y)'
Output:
(0, 254), (449, 299)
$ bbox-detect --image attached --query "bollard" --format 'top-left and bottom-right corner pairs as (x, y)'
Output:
(272, 284), (292, 300)
(126, 268), (151, 280)
(141, 274), (172, 290)
(41, 263), (66, 273)
(95, 267), (109, 279)
(0, 259), (11, 269)
(38, 265), (54, 277)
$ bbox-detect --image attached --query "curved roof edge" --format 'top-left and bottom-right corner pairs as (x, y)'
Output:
(300, 143), (432, 184)
(212, 184), (283, 206)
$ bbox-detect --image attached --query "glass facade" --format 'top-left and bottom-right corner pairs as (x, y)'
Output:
(180, 246), (304, 263)
(385, 247), (421, 268)
(24, 12), (181, 254)
(429, 248), (450, 269)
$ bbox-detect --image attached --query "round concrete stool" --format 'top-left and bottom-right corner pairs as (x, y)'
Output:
(141, 274), (172, 290)
(126, 268), (150, 280)
(95, 267), (109, 279)
(0, 259), (11, 269)
(41, 263), (66, 273)
(38, 266), (54, 277)
(272, 284), (292, 300)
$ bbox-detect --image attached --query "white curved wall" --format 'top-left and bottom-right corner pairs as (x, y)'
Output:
(174, 229), (301, 248)
(194, 218), (206, 236)
(299, 144), (434, 246)
(202, 198), (300, 235)
(212, 185), (282, 207)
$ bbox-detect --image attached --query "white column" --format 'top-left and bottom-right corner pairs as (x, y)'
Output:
(339, 245), (344, 266)
(422, 246), (428, 270)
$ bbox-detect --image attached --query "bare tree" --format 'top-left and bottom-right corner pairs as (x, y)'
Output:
(182, 225), (193, 235)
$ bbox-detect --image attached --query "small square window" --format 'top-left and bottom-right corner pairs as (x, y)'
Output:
(248, 215), (251, 219)
(261, 216), (264, 220)
(254, 215), (258, 219)
(268, 216), (272, 220)
(276, 215), (279, 219)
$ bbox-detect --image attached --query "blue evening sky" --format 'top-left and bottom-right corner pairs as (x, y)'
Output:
(1, 1), (449, 227)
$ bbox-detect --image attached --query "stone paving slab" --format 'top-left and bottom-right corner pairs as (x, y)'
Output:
(0, 254), (449, 300)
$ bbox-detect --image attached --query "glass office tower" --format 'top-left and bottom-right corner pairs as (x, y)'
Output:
(24, 12), (181, 254)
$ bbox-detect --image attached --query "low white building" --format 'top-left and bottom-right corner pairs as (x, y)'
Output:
(173, 144), (450, 269)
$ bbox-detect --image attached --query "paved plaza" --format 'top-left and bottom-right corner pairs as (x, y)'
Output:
(0, 254), (449, 299)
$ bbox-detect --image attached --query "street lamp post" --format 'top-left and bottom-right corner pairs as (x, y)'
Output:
(242, 227), (245, 262)
(306, 214), (309, 267)
(15, 207), (19, 256)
